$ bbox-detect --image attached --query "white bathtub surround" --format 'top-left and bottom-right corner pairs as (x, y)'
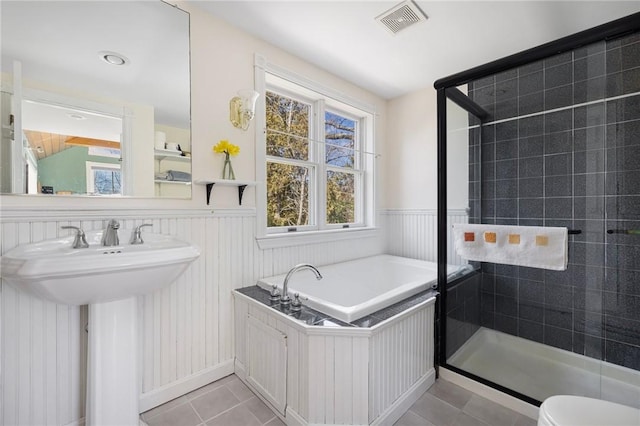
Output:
(448, 327), (640, 411)
(234, 289), (436, 426)
(258, 255), (448, 323)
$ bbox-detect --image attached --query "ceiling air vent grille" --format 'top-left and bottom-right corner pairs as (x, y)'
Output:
(376, 0), (428, 35)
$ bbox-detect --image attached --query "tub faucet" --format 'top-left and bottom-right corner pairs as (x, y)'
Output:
(101, 219), (120, 247)
(281, 263), (322, 307)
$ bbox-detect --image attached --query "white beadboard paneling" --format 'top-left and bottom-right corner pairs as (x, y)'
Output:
(235, 292), (434, 426)
(381, 209), (468, 265)
(369, 302), (435, 423)
(246, 315), (287, 415)
(1, 208), (384, 425)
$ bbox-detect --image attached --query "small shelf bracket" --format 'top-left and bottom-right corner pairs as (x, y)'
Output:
(238, 185), (248, 205)
(205, 183), (216, 205)
(203, 182), (250, 205)
(195, 179), (256, 206)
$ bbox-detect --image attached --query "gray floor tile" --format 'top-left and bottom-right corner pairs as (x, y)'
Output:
(428, 379), (474, 409)
(146, 375), (534, 426)
(243, 396), (277, 423)
(264, 416), (286, 426)
(191, 385), (241, 422)
(142, 396), (189, 421)
(514, 414), (538, 426)
(205, 404), (262, 426)
(410, 392), (461, 426)
(394, 410), (437, 426)
(144, 402), (202, 426)
(453, 412), (490, 426)
(185, 381), (226, 401)
(226, 377), (255, 402)
(463, 395), (521, 426)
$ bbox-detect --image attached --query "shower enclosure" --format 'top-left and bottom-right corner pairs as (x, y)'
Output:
(436, 12), (640, 407)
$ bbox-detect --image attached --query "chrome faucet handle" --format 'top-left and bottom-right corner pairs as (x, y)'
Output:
(269, 285), (280, 302)
(61, 226), (89, 249)
(130, 223), (153, 245)
(290, 292), (303, 313)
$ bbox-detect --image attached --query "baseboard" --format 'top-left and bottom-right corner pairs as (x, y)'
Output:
(439, 367), (539, 420)
(139, 360), (234, 412)
(285, 408), (307, 426)
(234, 359), (247, 381)
(370, 369), (435, 426)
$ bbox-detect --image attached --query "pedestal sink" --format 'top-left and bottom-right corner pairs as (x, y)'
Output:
(0, 225), (200, 425)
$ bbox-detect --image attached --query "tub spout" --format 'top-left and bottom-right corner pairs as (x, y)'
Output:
(281, 263), (322, 307)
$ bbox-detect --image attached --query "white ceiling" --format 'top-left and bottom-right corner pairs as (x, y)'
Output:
(195, 1), (640, 99)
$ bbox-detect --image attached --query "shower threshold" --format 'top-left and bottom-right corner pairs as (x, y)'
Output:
(447, 327), (640, 409)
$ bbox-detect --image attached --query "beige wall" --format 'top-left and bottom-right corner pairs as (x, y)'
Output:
(184, 1), (388, 209)
(384, 86), (470, 211)
(384, 87), (438, 209)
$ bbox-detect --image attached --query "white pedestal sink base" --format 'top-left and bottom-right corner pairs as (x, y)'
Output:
(87, 296), (140, 425)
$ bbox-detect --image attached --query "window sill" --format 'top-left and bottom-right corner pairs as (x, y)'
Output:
(256, 227), (379, 249)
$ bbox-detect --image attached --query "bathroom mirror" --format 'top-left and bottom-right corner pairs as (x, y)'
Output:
(0, 1), (191, 198)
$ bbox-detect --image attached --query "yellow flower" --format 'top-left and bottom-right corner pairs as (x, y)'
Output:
(213, 140), (240, 156)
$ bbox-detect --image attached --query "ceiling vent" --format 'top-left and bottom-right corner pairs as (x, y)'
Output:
(376, 0), (428, 35)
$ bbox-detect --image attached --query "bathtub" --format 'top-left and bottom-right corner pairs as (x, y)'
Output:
(257, 254), (462, 323)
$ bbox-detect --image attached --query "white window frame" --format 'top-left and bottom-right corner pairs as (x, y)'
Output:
(254, 54), (377, 248)
(86, 161), (122, 196)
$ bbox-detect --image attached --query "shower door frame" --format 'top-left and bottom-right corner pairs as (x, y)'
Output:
(435, 11), (640, 406)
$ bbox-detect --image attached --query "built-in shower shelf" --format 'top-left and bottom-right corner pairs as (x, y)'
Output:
(194, 179), (257, 205)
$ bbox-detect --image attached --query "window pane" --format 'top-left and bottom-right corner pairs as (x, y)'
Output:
(94, 170), (121, 195)
(267, 162), (310, 227)
(266, 91), (309, 160)
(326, 170), (354, 224)
(325, 111), (355, 168)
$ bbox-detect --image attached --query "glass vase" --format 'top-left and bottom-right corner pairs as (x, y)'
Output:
(222, 152), (235, 180)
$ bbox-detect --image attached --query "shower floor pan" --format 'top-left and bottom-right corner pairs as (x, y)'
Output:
(448, 327), (640, 408)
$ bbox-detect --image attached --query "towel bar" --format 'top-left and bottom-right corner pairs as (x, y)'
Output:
(568, 229), (582, 235)
(607, 229), (640, 235)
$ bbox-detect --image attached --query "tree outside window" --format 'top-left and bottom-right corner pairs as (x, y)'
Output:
(265, 89), (364, 232)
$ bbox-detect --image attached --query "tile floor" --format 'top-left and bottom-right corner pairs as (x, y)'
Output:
(142, 374), (538, 426)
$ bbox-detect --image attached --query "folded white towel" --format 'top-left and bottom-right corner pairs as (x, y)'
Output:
(452, 224), (568, 271)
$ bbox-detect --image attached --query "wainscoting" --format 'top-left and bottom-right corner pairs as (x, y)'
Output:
(0, 208), (465, 425)
(382, 209), (468, 265)
(0, 208), (383, 426)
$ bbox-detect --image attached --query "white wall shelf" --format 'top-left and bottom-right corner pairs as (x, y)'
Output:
(194, 179), (257, 205)
(154, 180), (192, 185)
(154, 149), (191, 163)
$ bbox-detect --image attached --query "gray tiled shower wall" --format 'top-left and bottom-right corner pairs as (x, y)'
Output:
(464, 31), (640, 371)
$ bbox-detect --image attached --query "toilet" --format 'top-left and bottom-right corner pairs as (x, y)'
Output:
(538, 395), (640, 426)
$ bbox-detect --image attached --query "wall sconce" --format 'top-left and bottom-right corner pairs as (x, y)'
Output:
(230, 89), (259, 131)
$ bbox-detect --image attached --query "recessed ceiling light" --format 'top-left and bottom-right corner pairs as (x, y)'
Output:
(67, 113), (87, 120)
(98, 51), (129, 66)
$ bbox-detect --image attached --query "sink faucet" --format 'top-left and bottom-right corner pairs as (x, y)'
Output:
(130, 223), (153, 245)
(281, 263), (322, 307)
(61, 226), (89, 249)
(101, 219), (120, 247)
